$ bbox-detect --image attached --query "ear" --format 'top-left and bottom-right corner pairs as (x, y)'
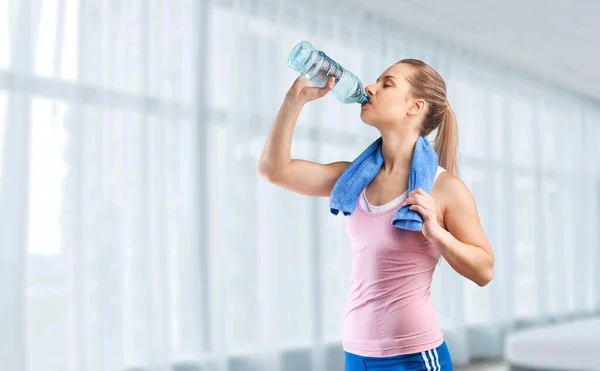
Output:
(408, 99), (426, 116)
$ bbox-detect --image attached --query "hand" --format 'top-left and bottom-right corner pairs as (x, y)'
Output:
(401, 188), (444, 243)
(286, 76), (335, 105)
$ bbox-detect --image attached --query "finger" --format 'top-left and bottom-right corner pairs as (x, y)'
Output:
(326, 76), (336, 89)
(319, 77), (336, 95)
(411, 194), (428, 206)
(404, 195), (433, 211)
(312, 86), (331, 98)
(409, 205), (432, 220)
(402, 194), (422, 205)
(411, 188), (428, 196)
(420, 194), (434, 206)
(411, 191), (433, 206)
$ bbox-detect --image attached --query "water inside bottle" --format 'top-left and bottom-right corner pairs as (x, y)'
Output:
(287, 41), (368, 105)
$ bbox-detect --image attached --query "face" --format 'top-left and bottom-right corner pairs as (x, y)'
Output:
(360, 63), (425, 130)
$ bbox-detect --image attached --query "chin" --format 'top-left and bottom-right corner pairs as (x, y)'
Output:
(360, 111), (375, 126)
(360, 113), (381, 129)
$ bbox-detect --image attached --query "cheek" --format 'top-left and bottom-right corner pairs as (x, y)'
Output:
(380, 101), (405, 118)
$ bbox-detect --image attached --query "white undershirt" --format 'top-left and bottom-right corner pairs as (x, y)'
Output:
(360, 167), (446, 214)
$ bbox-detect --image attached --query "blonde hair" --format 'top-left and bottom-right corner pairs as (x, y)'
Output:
(397, 59), (458, 176)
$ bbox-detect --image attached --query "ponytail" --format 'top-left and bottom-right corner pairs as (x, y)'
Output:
(397, 58), (458, 175)
(434, 106), (458, 176)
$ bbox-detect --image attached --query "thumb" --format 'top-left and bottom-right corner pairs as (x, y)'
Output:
(317, 77), (336, 97)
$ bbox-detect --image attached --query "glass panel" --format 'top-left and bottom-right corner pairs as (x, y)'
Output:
(271, 139), (315, 348)
(541, 178), (559, 315)
(510, 99), (535, 167)
(555, 106), (573, 173)
(106, 1), (144, 94)
(207, 118), (315, 351)
(538, 104), (558, 171)
(558, 177), (576, 313)
(207, 5), (235, 111)
(488, 89), (505, 162)
(453, 79), (488, 159)
(491, 169), (509, 321)
(26, 288), (70, 371)
(34, 0), (59, 77)
(0, 92), (6, 186)
(60, 0), (78, 80)
(461, 165), (491, 324)
(28, 97), (68, 256)
(33, 0), (79, 79)
(25, 98), (69, 371)
(513, 175), (537, 318)
(0, 0), (11, 69)
(588, 182), (600, 309)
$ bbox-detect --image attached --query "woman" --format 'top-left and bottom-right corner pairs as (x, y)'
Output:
(258, 59), (494, 370)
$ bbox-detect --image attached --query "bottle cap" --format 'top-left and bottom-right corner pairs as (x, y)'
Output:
(287, 41), (314, 74)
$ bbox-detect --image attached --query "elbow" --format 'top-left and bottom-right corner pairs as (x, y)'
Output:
(475, 263), (494, 287)
(475, 271), (493, 287)
(257, 162), (282, 184)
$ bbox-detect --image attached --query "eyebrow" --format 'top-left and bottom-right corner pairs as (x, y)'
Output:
(376, 75), (397, 83)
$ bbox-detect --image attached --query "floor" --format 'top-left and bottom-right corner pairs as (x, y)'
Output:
(455, 360), (508, 371)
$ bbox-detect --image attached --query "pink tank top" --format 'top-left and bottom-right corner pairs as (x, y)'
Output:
(342, 168), (445, 357)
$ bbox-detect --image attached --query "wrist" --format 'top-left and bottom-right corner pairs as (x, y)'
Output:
(284, 91), (308, 107)
(430, 225), (451, 250)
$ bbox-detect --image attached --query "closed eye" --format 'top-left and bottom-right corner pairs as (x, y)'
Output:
(376, 75), (397, 86)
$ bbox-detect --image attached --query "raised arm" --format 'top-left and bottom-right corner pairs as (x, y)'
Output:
(258, 76), (350, 197)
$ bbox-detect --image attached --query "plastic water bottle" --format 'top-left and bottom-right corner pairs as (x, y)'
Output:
(287, 41), (369, 105)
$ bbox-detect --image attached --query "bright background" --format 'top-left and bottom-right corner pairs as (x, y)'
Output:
(1, 1), (599, 370)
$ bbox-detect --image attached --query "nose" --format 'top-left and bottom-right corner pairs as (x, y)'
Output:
(365, 84), (375, 97)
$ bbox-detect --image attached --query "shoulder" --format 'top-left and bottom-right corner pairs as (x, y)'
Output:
(434, 171), (469, 194)
(431, 171), (474, 212)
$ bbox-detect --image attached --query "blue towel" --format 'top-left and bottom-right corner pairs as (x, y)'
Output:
(329, 136), (439, 232)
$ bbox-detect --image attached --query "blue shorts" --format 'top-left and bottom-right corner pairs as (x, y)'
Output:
(344, 341), (452, 370)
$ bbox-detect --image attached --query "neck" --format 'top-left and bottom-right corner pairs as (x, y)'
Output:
(380, 131), (420, 174)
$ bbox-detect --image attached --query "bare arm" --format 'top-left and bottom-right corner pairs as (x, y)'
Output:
(258, 76), (350, 197)
(432, 174), (494, 286)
